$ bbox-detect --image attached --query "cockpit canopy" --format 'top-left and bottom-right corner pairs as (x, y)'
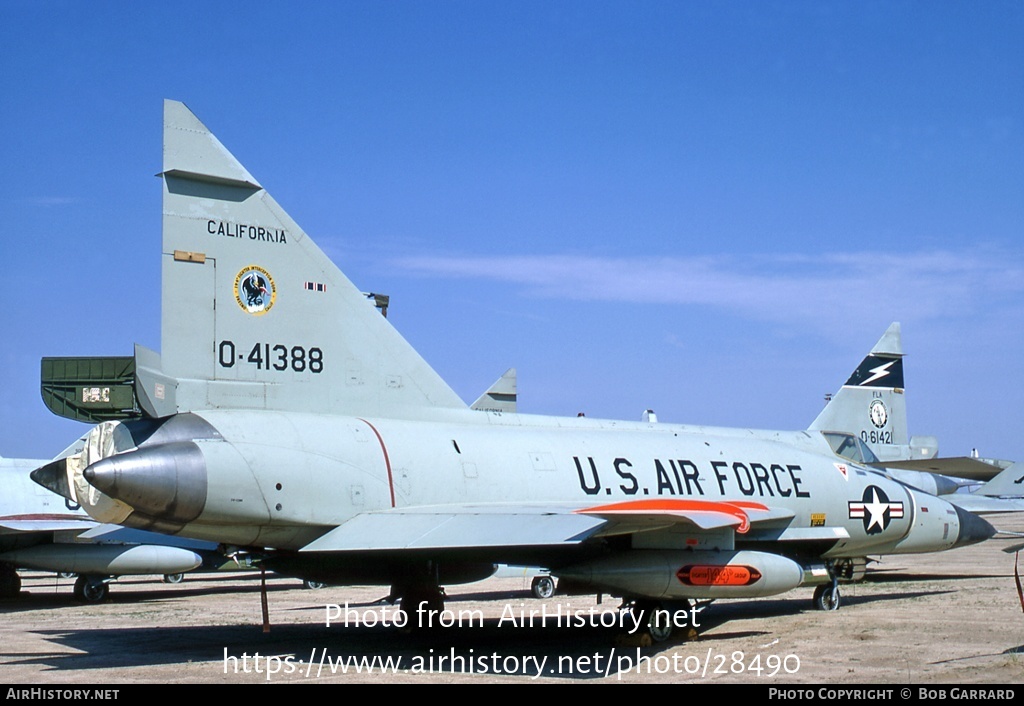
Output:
(822, 432), (880, 465)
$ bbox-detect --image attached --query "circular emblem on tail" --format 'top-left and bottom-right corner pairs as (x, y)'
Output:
(869, 399), (888, 428)
(234, 265), (276, 315)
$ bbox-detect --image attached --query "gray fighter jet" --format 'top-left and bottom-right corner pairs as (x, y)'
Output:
(810, 323), (1024, 513)
(32, 101), (996, 639)
(0, 453), (203, 601)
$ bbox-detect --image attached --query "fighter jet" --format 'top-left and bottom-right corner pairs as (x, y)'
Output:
(32, 101), (996, 640)
(0, 453), (203, 602)
(809, 324), (1024, 512)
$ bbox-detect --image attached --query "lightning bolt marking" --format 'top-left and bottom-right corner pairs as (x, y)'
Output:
(860, 360), (895, 386)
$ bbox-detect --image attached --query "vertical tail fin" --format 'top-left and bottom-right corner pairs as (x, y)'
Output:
(975, 461), (1024, 498)
(155, 100), (466, 418)
(809, 323), (925, 462)
(471, 368), (517, 413)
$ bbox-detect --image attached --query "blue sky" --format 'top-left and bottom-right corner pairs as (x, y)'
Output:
(1, 1), (1021, 461)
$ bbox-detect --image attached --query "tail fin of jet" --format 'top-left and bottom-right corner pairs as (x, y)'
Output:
(471, 368), (517, 413)
(975, 461), (1024, 498)
(156, 100), (466, 418)
(809, 323), (935, 462)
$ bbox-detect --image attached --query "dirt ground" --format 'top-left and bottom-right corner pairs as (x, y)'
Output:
(2, 514), (1022, 685)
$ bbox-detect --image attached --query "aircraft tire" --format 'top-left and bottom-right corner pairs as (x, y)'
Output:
(813, 584), (841, 611)
(633, 600), (674, 642)
(531, 575), (556, 599)
(163, 573), (185, 584)
(302, 579), (326, 590)
(74, 576), (110, 604)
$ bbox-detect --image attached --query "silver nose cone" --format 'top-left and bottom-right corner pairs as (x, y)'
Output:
(83, 441), (207, 524)
(31, 457), (75, 501)
(953, 505), (997, 548)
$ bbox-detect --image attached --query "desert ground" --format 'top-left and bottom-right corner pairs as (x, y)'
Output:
(2, 514), (1022, 685)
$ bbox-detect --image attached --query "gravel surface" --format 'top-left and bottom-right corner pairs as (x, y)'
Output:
(2, 514), (1022, 685)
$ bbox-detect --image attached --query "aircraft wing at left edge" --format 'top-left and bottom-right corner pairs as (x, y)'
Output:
(0, 517), (95, 535)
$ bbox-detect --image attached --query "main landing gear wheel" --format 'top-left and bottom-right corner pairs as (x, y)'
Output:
(813, 583), (841, 611)
(0, 565), (21, 599)
(302, 579), (326, 590)
(627, 600), (699, 643)
(531, 575), (556, 599)
(632, 600), (674, 643)
(647, 608), (674, 643)
(163, 573), (185, 584)
(74, 576), (110, 603)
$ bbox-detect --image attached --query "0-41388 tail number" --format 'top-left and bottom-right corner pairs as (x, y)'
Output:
(218, 340), (324, 373)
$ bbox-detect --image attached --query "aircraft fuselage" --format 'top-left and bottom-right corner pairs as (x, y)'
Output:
(70, 408), (981, 565)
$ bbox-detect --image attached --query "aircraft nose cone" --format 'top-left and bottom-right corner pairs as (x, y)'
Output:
(953, 505), (996, 548)
(83, 441), (207, 524)
(30, 458), (74, 501)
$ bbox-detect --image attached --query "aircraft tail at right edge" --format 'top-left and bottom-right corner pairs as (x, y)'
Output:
(809, 323), (936, 463)
(975, 461), (1024, 498)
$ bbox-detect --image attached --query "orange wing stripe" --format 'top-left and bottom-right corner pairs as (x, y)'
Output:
(576, 498), (767, 534)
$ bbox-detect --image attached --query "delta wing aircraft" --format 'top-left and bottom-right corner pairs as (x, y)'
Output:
(32, 101), (996, 639)
(0, 454), (203, 601)
(809, 324), (1024, 513)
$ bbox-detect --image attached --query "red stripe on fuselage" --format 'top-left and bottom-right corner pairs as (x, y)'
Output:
(358, 419), (396, 508)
